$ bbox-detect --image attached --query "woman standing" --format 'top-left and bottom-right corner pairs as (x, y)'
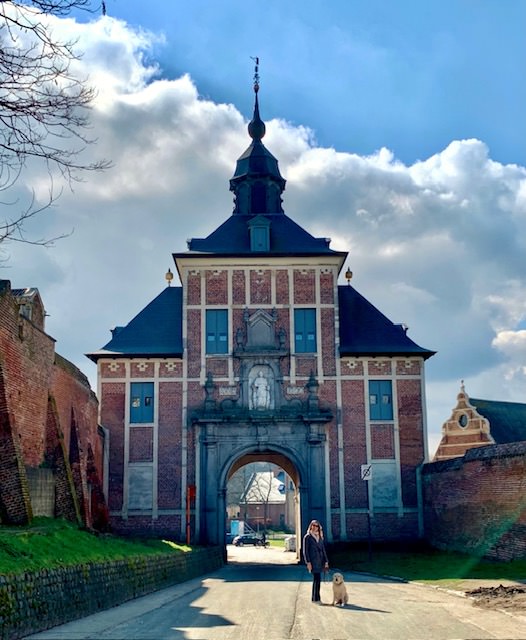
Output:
(302, 520), (329, 603)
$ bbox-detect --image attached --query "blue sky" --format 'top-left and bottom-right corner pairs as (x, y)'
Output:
(4, 1), (526, 455)
(91, 0), (526, 166)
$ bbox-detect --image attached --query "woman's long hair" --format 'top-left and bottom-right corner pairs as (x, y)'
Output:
(306, 519), (324, 539)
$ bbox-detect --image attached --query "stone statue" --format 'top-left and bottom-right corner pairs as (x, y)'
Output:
(251, 370), (270, 410)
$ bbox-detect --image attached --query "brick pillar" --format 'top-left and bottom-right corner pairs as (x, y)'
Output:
(0, 363), (33, 524)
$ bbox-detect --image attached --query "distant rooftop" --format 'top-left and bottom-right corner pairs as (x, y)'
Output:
(470, 398), (526, 445)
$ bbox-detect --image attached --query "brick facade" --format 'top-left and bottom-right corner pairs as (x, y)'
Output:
(0, 280), (106, 529)
(95, 262), (429, 543)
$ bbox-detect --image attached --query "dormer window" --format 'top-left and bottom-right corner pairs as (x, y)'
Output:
(248, 215), (270, 252)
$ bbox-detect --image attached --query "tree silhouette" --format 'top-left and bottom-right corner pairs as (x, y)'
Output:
(0, 1), (111, 248)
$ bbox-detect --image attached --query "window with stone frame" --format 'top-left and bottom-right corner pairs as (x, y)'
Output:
(130, 382), (154, 423)
(206, 309), (228, 354)
(368, 380), (393, 420)
(294, 308), (317, 353)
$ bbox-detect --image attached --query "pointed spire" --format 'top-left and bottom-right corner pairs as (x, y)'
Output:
(229, 59), (286, 215)
(248, 57), (265, 141)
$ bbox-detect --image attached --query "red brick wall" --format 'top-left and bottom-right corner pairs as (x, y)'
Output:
(51, 357), (102, 525)
(250, 269), (271, 304)
(371, 424), (395, 459)
(320, 271), (334, 304)
(275, 270), (289, 304)
(398, 379), (424, 507)
(187, 272), (201, 305)
(0, 281), (105, 528)
(293, 269), (315, 304)
(158, 380), (183, 509)
(232, 270), (246, 305)
(321, 308), (336, 375)
(187, 309), (201, 377)
(206, 270), (228, 305)
(342, 379), (367, 511)
(0, 288), (54, 467)
(129, 427), (153, 462)
(422, 442), (526, 560)
(101, 382), (125, 512)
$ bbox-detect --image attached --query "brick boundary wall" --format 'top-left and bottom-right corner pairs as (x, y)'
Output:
(0, 546), (224, 640)
(422, 442), (526, 561)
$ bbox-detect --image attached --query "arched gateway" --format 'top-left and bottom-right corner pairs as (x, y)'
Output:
(88, 72), (434, 547)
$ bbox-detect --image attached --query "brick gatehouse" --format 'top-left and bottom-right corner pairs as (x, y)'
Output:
(88, 78), (435, 546)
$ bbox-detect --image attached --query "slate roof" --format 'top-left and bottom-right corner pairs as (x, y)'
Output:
(232, 138), (285, 187)
(183, 213), (343, 257)
(11, 287), (40, 301)
(338, 285), (435, 359)
(87, 287), (182, 361)
(470, 398), (526, 444)
(89, 282), (435, 361)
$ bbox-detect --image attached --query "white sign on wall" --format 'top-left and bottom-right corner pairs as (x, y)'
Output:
(361, 464), (373, 481)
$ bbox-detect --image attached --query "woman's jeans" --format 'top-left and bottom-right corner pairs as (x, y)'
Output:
(311, 572), (321, 601)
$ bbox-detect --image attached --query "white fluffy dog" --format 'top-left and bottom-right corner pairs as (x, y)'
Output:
(331, 572), (349, 607)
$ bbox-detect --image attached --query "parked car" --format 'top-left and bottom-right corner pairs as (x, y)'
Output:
(232, 533), (267, 546)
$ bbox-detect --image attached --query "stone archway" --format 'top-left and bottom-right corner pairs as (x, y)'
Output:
(223, 447), (302, 552)
(197, 429), (327, 549)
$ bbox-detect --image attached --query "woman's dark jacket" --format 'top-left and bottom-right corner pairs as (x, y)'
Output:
(302, 533), (328, 572)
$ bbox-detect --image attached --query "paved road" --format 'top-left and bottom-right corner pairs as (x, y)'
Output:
(28, 546), (526, 640)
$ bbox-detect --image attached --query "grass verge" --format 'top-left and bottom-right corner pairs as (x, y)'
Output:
(331, 546), (526, 590)
(0, 517), (190, 575)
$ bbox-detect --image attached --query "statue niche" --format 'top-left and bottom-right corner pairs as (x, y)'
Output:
(234, 309), (287, 413)
(249, 365), (273, 411)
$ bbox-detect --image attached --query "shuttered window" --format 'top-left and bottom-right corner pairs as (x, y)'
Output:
(206, 309), (228, 354)
(369, 380), (393, 420)
(294, 308), (317, 353)
(130, 382), (154, 423)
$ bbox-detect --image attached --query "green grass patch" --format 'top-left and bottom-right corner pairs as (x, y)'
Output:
(268, 538), (285, 548)
(330, 546), (526, 590)
(0, 517), (190, 575)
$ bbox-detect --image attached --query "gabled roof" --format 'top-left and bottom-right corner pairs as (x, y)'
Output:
(11, 287), (41, 303)
(182, 213), (343, 257)
(240, 471), (286, 504)
(470, 398), (526, 444)
(338, 285), (435, 359)
(87, 287), (182, 361)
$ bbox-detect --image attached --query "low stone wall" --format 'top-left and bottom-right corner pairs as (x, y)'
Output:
(0, 546), (224, 640)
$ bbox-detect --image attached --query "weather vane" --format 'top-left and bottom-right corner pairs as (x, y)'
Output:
(250, 56), (260, 93)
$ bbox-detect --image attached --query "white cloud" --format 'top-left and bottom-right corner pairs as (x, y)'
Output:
(2, 16), (525, 458)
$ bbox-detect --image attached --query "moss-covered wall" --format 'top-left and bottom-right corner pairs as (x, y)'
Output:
(0, 546), (224, 640)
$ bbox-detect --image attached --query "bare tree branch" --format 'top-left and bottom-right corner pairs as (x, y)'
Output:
(0, 1), (111, 250)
